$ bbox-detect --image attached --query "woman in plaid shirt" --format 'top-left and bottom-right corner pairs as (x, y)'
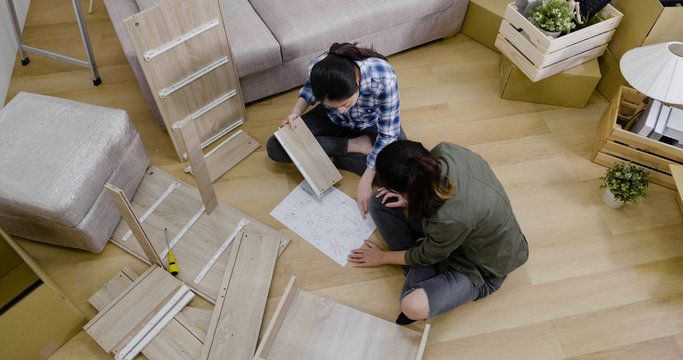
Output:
(267, 43), (406, 218)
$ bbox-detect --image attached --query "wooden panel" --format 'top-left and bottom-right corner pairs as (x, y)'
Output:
(88, 268), (211, 360)
(201, 232), (279, 360)
(84, 266), (178, 352)
(254, 276), (298, 360)
(124, 0), (246, 161)
(88, 267), (139, 311)
(254, 276), (427, 360)
(499, 20), (615, 68)
(109, 166), (290, 303)
(593, 152), (677, 189)
(502, 3), (622, 54)
(592, 102), (616, 158)
(495, 34), (606, 81)
(601, 141), (676, 174)
(206, 131), (260, 182)
(671, 165), (683, 216)
(186, 130), (261, 182)
(176, 116), (219, 214)
(273, 117), (342, 197)
(105, 184), (163, 267)
(608, 128), (683, 163)
(416, 324), (431, 360)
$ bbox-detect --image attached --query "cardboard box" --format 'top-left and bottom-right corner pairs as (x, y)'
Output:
(609, 0), (683, 61)
(596, 47), (629, 102)
(461, 0), (511, 52)
(499, 55), (601, 108)
(0, 229), (86, 360)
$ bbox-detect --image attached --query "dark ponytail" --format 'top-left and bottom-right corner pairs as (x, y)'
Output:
(376, 140), (454, 220)
(310, 43), (387, 102)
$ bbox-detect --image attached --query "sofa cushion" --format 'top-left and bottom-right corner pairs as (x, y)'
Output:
(221, 0), (282, 77)
(134, 0), (281, 77)
(249, 0), (454, 62)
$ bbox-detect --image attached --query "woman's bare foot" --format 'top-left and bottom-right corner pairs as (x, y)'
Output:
(347, 134), (373, 155)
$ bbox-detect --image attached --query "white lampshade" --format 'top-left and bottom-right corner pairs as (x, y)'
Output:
(620, 41), (683, 105)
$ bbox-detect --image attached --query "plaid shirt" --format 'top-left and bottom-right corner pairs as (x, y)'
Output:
(299, 56), (401, 170)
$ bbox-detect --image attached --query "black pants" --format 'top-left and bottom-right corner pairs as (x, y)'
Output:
(266, 105), (406, 175)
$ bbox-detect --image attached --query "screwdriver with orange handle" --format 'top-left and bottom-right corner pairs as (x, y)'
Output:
(164, 228), (179, 276)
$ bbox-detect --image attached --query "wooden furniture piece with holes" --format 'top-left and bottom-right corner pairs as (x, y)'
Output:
(181, 127), (260, 182)
(88, 267), (213, 360)
(201, 231), (280, 360)
(273, 117), (343, 197)
(176, 116), (260, 213)
(105, 184), (163, 267)
(253, 276), (431, 360)
(495, 3), (623, 82)
(84, 266), (196, 360)
(124, 0), (250, 162)
(107, 166), (290, 303)
(592, 86), (683, 190)
(671, 164), (683, 216)
(175, 116), (219, 214)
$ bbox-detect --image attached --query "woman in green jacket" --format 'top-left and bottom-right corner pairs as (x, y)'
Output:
(347, 140), (528, 324)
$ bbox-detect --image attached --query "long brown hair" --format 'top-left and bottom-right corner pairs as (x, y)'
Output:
(310, 43), (386, 102)
(375, 140), (454, 220)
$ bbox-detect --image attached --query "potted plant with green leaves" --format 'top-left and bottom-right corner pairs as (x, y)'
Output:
(528, 0), (577, 38)
(599, 162), (652, 209)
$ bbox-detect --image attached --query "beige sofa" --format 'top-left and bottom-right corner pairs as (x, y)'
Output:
(103, 0), (470, 129)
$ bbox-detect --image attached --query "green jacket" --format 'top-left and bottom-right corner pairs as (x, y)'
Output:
(404, 142), (529, 287)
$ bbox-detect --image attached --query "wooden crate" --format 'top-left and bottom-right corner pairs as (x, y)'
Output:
(495, 2), (623, 82)
(592, 86), (683, 190)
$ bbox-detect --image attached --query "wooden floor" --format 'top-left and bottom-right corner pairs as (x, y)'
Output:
(6, 1), (683, 359)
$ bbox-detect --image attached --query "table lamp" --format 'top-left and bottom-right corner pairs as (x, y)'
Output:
(620, 41), (683, 105)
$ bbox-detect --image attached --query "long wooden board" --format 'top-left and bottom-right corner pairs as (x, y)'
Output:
(253, 276), (430, 360)
(175, 116), (219, 214)
(88, 268), (212, 360)
(84, 267), (189, 355)
(201, 232), (280, 360)
(124, 0), (247, 161)
(274, 117), (342, 197)
(109, 166), (290, 304)
(105, 184), (162, 267)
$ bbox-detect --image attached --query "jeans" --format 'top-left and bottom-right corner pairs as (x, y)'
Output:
(368, 189), (506, 319)
(266, 105), (406, 176)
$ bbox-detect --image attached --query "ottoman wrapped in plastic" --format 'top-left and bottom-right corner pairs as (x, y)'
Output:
(0, 92), (150, 252)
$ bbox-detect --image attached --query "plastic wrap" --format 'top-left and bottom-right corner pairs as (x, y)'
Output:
(0, 92), (150, 252)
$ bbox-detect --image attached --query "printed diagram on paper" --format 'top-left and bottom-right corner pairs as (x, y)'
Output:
(270, 181), (376, 266)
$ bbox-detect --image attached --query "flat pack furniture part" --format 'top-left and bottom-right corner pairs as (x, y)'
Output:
(108, 166), (290, 304)
(274, 117), (343, 197)
(200, 231), (280, 360)
(5, 0), (101, 85)
(254, 276), (431, 360)
(89, 267), (213, 360)
(124, 0), (248, 162)
(495, 3), (623, 82)
(175, 116), (260, 213)
(84, 266), (196, 360)
(105, 184), (163, 267)
(180, 127), (260, 181)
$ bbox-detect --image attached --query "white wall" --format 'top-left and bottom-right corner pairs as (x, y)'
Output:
(1, 0), (30, 107)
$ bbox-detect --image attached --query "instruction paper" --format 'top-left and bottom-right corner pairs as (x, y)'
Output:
(270, 181), (376, 266)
